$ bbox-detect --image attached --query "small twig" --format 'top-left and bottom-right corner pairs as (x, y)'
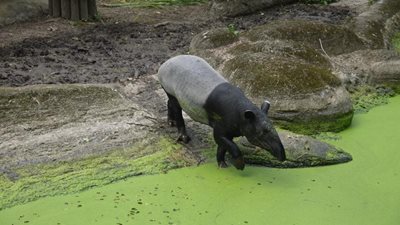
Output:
(319, 38), (331, 59)
(32, 97), (41, 105)
(319, 38), (344, 68)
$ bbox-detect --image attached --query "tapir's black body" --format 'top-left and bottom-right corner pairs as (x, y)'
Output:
(158, 55), (285, 170)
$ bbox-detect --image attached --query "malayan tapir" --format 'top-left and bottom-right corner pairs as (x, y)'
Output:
(158, 55), (286, 170)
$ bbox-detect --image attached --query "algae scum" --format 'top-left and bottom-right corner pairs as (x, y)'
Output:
(1, 97), (400, 225)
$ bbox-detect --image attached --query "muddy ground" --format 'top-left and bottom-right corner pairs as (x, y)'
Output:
(0, 2), (355, 176)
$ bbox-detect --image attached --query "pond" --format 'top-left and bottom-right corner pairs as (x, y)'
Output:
(1, 96), (400, 225)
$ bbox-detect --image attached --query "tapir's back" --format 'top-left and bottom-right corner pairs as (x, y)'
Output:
(158, 55), (228, 124)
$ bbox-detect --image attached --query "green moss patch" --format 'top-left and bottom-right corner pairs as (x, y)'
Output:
(223, 53), (340, 98)
(0, 137), (197, 210)
(274, 110), (354, 135)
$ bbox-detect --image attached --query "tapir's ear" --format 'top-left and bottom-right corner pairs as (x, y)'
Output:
(261, 100), (270, 114)
(244, 110), (256, 121)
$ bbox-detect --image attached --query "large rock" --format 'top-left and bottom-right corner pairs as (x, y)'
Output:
(332, 49), (400, 90)
(238, 130), (352, 167)
(370, 60), (400, 91)
(210, 0), (298, 17)
(191, 27), (354, 134)
(0, 0), (47, 27)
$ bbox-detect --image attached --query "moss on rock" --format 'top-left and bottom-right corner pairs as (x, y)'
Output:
(274, 110), (353, 135)
(223, 52), (340, 98)
(244, 20), (365, 55)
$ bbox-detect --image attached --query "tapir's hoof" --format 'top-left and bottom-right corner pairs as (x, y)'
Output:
(232, 157), (245, 170)
(177, 134), (191, 143)
(218, 161), (228, 168)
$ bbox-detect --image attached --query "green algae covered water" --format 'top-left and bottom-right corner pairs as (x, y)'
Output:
(1, 96), (400, 225)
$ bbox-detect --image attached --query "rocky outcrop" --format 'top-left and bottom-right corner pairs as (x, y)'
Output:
(209, 0), (299, 17)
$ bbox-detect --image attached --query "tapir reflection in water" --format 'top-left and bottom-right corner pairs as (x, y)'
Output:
(158, 55), (286, 170)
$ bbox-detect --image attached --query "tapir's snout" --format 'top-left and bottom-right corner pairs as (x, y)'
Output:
(248, 132), (286, 162)
(268, 138), (286, 161)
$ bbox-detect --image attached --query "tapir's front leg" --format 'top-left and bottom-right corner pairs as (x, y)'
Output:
(216, 146), (228, 168)
(213, 128), (245, 170)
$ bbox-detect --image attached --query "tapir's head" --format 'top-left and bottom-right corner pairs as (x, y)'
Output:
(240, 101), (286, 161)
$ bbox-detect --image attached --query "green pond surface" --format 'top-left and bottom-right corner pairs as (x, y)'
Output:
(1, 96), (400, 225)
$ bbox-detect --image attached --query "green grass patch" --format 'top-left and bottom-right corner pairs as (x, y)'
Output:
(101, 0), (208, 8)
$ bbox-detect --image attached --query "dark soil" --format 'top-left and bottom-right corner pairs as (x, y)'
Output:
(0, 3), (354, 87)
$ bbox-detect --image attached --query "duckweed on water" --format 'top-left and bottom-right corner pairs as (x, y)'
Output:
(1, 96), (400, 225)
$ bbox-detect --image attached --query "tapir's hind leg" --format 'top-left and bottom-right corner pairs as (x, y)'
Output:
(166, 93), (191, 143)
(167, 99), (176, 127)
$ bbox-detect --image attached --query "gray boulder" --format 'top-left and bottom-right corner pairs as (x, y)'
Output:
(238, 130), (352, 167)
